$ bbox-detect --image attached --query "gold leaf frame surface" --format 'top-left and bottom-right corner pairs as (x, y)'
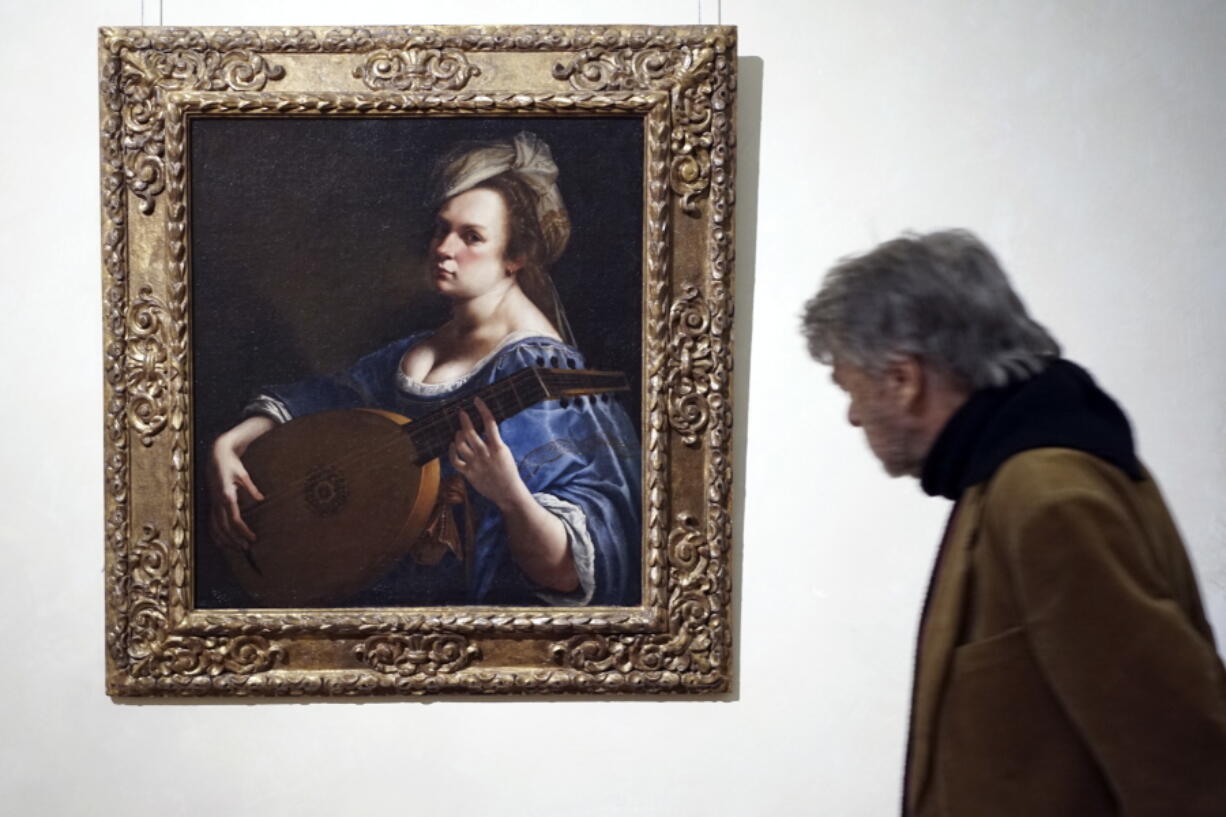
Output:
(100, 25), (736, 697)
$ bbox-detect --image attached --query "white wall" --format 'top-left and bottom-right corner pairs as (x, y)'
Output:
(2, 1), (1223, 814)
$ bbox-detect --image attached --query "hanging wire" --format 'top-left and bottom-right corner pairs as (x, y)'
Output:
(697, 0), (723, 25)
(141, 0), (163, 26)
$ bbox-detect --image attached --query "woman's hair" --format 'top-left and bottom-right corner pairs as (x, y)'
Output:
(476, 173), (544, 265)
(473, 172), (556, 322)
(801, 230), (1061, 389)
(429, 132), (574, 340)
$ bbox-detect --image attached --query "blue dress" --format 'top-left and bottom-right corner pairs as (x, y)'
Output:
(251, 331), (642, 607)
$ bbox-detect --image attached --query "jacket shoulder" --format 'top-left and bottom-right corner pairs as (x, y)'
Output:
(985, 447), (1138, 507)
(976, 448), (1155, 556)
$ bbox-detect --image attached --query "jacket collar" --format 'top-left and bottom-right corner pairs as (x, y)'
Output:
(920, 359), (1141, 501)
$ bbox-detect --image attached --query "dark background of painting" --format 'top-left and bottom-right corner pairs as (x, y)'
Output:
(190, 116), (644, 607)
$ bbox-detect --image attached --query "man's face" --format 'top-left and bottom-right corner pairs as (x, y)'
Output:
(831, 359), (925, 478)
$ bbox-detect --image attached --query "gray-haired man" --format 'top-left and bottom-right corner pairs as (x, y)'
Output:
(802, 230), (1226, 817)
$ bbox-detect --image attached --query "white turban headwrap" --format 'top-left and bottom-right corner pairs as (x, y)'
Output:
(434, 131), (571, 264)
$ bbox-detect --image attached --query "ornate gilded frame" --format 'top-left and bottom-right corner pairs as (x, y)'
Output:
(100, 25), (735, 697)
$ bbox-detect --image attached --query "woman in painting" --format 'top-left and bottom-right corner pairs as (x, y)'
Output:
(206, 131), (641, 607)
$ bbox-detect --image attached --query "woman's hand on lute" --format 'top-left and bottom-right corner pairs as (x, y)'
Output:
(448, 397), (526, 510)
(207, 415), (273, 552)
(449, 398), (578, 593)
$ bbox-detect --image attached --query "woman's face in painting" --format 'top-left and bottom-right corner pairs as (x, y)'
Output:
(428, 187), (520, 300)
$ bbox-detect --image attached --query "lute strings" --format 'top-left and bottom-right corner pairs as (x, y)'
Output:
(403, 367), (627, 462)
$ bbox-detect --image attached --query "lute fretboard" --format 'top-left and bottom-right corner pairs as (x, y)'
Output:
(402, 367), (629, 464)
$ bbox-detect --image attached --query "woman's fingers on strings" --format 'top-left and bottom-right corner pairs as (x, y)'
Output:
(206, 442), (262, 551)
(212, 503), (243, 552)
(449, 442), (466, 471)
(236, 517), (258, 545)
(236, 470), (265, 502)
(224, 495), (257, 544)
(217, 488), (236, 542)
(457, 408), (488, 456)
(473, 397), (502, 445)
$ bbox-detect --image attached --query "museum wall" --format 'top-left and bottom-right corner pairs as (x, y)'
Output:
(2, 1), (1223, 814)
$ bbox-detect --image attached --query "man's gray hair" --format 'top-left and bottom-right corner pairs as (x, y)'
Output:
(801, 230), (1060, 389)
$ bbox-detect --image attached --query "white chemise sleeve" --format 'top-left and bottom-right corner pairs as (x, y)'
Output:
(530, 492), (596, 606)
(242, 395), (292, 424)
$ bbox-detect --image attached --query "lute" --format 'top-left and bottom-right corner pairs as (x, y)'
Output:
(223, 366), (629, 607)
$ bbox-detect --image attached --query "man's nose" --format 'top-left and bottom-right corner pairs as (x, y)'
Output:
(847, 403), (861, 427)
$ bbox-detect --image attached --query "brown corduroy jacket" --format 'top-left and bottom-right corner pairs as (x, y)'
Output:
(905, 448), (1226, 817)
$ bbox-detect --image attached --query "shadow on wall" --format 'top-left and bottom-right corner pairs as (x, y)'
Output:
(729, 54), (764, 700)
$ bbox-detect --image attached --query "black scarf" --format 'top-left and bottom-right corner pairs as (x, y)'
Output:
(920, 359), (1142, 501)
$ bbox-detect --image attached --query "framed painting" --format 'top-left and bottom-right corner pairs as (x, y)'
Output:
(100, 24), (736, 696)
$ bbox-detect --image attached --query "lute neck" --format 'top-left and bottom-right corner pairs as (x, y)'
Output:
(403, 367), (628, 464)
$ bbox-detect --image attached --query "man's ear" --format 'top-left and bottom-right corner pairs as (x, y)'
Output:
(883, 356), (924, 413)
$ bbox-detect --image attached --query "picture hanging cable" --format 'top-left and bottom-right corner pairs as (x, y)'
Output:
(140, 0), (164, 26)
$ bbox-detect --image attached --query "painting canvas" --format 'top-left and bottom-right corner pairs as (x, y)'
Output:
(191, 117), (645, 609)
(101, 24), (735, 696)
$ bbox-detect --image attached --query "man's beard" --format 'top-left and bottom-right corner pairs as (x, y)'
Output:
(880, 439), (924, 478)
(864, 403), (925, 479)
